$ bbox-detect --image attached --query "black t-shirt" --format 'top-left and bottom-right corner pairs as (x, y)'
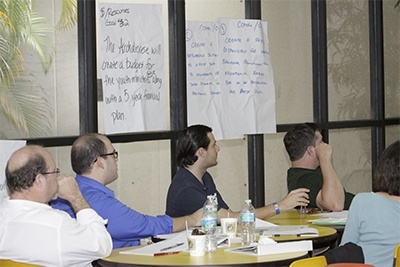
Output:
(287, 167), (354, 210)
(166, 167), (229, 217)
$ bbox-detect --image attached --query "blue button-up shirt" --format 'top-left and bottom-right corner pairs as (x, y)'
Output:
(50, 175), (173, 248)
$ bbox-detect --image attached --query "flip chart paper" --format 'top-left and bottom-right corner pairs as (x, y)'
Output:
(98, 3), (167, 134)
(186, 19), (276, 140)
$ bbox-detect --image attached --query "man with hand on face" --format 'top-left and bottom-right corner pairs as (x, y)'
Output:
(166, 124), (310, 220)
(51, 133), (202, 248)
(283, 123), (354, 211)
(0, 145), (112, 267)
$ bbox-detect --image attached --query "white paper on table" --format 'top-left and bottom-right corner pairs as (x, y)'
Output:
(120, 231), (189, 256)
(308, 211), (348, 225)
(226, 240), (313, 256)
(154, 230), (191, 240)
(255, 218), (277, 229)
(261, 226), (319, 237)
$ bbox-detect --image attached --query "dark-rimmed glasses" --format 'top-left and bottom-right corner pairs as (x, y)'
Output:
(95, 150), (118, 162)
(41, 168), (60, 175)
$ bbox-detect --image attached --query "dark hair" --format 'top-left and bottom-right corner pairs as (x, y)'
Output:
(5, 148), (47, 194)
(177, 125), (212, 167)
(283, 123), (321, 161)
(71, 133), (107, 174)
(373, 140), (400, 196)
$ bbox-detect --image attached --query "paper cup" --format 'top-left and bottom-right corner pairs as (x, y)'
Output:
(220, 218), (238, 238)
(188, 235), (206, 256)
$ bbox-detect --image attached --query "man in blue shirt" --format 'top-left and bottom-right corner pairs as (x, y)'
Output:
(51, 133), (202, 248)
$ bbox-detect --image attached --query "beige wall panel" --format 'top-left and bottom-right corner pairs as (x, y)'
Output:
(264, 133), (292, 204)
(208, 139), (248, 212)
(48, 146), (74, 178)
(111, 140), (171, 216)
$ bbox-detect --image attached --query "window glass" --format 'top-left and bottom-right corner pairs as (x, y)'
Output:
(262, 1), (313, 124)
(383, 1), (400, 119)
(327, 0), (370, 121)
(386, 125), (400, 146)
(0, 0), (79, 139)
(329, 128), (372, 194)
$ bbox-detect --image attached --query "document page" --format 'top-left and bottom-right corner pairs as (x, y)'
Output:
(261, 225), (319, 237)
(120, 231), (188, 256)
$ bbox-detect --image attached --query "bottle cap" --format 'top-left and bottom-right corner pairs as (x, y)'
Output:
(245, 199), (252, 204)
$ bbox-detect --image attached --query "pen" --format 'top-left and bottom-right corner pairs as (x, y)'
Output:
(154, 251), (180, 256)
(160, 242), (184, 251)
(272, 234), (302, 237)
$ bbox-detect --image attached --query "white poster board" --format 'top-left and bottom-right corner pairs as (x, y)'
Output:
(0, 140), (26, 199)
(186, 19), (276, 140)
(98, 3), (167, 134)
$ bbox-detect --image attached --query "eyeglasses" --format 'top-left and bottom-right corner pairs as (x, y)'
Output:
(98, 150), (118, 159)
(41, 168), (60, 175)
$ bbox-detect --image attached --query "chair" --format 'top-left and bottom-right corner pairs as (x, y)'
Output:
(394, 243), (400, 267)
(0, 260), (41, 267)
(289, 255), (328, 267)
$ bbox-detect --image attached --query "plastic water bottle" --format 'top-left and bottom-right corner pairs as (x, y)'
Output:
(240, 199), (256, 245)
(201, 203), (217, 252)
(202, 194), (218, 233)
(203, 194), (218, 210)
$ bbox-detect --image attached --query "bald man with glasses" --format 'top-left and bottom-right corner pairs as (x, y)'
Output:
(0, 145), (112, 266)
(51, 133), (202, 249)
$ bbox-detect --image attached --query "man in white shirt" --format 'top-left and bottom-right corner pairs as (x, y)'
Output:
(0, 145), (112, 267)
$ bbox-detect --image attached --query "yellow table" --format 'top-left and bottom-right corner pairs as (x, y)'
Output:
(267, 209), (341, 248)
(98, 210), (338, 267)
(98, 243), (308, 266)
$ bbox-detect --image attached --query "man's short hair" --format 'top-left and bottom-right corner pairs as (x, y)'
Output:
(177, 125), (212, 167)
(5, 146), (47, 194)
(71, 133), (107, 174)
(373, 140), (400, 196)
(283, 123), (321, 161)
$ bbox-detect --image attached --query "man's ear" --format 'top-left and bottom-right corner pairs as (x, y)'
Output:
(94, 157), (105, 169)
(33, 174), (45, 190)
(306, 146), (315, 157)
(196, 147), (206, 158)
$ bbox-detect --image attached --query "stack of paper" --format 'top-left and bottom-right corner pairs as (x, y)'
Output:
(226, 240), (313, 256)
(261, 225), (319, 237)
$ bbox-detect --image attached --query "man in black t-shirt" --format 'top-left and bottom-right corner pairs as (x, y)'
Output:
(283, 123), (354, 211)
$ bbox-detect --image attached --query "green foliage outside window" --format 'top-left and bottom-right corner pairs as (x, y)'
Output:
(0, 0), (76, 137)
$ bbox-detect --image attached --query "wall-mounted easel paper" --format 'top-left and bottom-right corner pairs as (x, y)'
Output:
(186, 19), (276, 140)
(98, 3), (167, 134)
(0, 140), (26, 199)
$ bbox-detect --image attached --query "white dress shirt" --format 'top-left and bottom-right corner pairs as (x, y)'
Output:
(0, 197), (112, 267)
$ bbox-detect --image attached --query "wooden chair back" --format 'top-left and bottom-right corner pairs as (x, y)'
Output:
(0, 260), (41, 267)
(290, 256), (328, 267)
(394, 243), (400, 267)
